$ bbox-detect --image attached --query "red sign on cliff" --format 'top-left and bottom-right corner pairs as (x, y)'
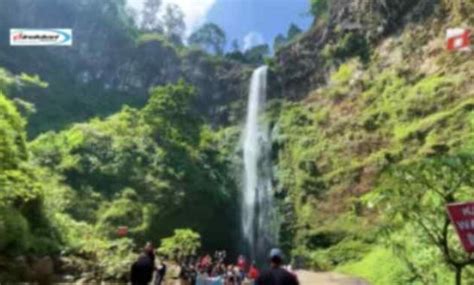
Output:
(447, 202), (474, 253)
(446, 28), (471, 51)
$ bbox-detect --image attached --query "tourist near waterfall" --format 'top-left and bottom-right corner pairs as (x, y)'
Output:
(129, 67), (299, 285)
(129, 243), (298, 285)
(127, 67), (368, 285)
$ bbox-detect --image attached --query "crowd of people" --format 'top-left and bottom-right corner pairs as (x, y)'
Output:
(130, 243), (299, 285)
(179, 252), (261, 285)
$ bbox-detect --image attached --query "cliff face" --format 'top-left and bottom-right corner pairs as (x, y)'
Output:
(0, 0), (252, 135)
(273, 0), (439, 100)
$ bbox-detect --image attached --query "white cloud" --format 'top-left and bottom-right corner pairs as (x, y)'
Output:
(243, 32), (265, 51)
(127, 0), (216, 35)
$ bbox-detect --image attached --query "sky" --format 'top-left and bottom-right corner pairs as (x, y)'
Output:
(127, 0), (312, 51)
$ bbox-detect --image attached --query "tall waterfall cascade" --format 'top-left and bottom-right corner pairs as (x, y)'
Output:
(241, 66), (278, 263)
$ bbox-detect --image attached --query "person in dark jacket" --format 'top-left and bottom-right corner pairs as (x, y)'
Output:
(131, 243), (156, 285)
(255, 248), (299, 285)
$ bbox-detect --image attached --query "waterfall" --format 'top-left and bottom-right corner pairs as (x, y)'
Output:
(242, 66), (277, 263)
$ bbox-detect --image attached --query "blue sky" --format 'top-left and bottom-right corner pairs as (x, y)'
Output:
(206, 0), (312, 50)
(127, 0), (313, 50)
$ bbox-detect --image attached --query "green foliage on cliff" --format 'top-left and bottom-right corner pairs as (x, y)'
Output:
(189, 23), (227, 55)
(30, 80), (239, 251)
(0, 0), (247, 138)
(270, 7), (474, 283)
(0, 73), (64, 259)
(310, 0), (328, 18)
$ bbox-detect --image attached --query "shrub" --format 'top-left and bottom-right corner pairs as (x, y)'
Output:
(0, 206), (30, 253)
(339, 247), (410, 285)
(158, 229), (201, 261)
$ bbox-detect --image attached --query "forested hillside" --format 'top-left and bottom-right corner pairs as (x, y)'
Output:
(0, 0), (473, 284)
(0, 0), (261, 136)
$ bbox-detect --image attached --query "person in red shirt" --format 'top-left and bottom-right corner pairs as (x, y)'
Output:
(199, 254), (212, 272)
(237, 255), (247, 271)
(247, 261), (260, 280)
(236, 255), (247, 282)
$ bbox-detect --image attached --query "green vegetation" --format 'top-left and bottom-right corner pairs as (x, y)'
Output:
(0, 72), (70, 267)
(158, 229), (201, 261)
(366, 155), (474, 284)
(273, 23), (304, 51)
(269, 3), (474, 283)
(1, 74), (239, 280)
(226, 44), (271, 65)
(1, 0), (473, 283)
(322, 32), (371, 64)
(0, 0), (249, 137)
(339, 247), (410, 285)
(189, 23), (227, 55)
(310, 0), (328, 18)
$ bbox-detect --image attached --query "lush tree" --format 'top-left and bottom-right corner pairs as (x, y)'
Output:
(96, 188), (152, 240)
(0, 94), (27, 171)
(140, 0), (163, 33)
(272, 24), (302, 52)
(287, 23), (302, 42)
(162, 3), (186, 45)
(231, 39), (240, 52)
(225, 39), (246, 62)
(158, 229), (201, 261)
(0, 92), (63, 258)
(273, 34), (287, 51)
(142, 80), (201, 145)
(310, 0), (328, 17)
(369, 155), (474, 285)
(29, 81), (240, 257)
(244, 44), (270, 65)
(189, 23), (227, 55)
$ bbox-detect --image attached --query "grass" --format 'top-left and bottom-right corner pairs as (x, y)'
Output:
(394, 98), (474, 141)
(338, 247), (409, 285)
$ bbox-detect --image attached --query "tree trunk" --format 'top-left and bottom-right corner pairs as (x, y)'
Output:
(455, 266), (462, 285)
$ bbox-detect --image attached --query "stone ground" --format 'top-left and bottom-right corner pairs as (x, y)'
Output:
(296, 270), (370, 285)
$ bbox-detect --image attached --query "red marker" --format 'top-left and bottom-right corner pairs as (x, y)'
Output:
(446, 28), (471, 51)
(117, 226), (128, 237)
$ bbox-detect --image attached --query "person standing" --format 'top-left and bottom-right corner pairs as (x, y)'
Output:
(225, 265), (237, 285)
(131, 243), (156, 285)
(155, 261), (167, 285)
(236, 255), (247, 272)
(255, 249), (299, 285)
(236, 255), (247, 283)
(247, 261), (260, 281)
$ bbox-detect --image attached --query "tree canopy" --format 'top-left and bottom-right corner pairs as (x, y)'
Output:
(162, 3), (186, 44)
(140, 0), (163, 33)
(158, 229), (201, 261)
(189, 23), (227, 55)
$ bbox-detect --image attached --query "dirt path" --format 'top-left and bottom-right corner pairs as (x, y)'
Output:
(296, 270), (369, 285)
